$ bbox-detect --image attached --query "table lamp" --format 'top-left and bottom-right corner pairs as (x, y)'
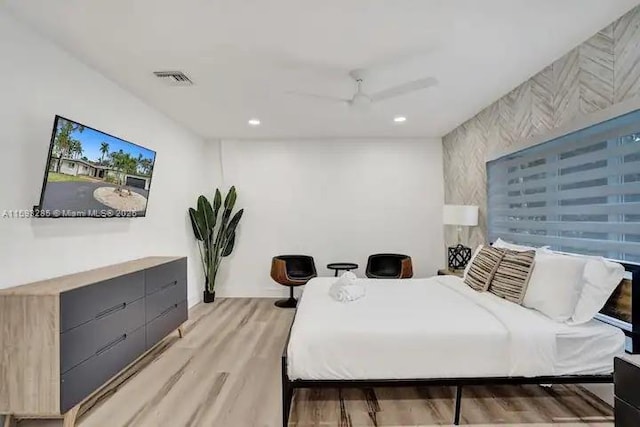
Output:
(443, 204), (479, 270)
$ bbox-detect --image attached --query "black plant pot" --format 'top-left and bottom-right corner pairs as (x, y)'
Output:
(203, 289), (215, 303)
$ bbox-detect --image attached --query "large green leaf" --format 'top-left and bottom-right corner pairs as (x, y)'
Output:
(197, 195), (214, 238)
(223, 186), (237, 210)
(213, 189), (222, 211)
(221, 231), (235, 257)
(226, 209), (243, 238)
(215, 188), (235, 246)
(214, 207), (231, 247)
(212, 189), (222, 230)
(221, 209), (243, 256)
(188, 207), (205, 241)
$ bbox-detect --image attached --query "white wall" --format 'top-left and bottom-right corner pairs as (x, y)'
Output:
(0, 9), (220, 306)
(0, 8), (444, 304)
(215, 138), (445, 297)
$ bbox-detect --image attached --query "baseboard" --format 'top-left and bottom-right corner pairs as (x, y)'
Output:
(214, 287), (297, 298)
(188, 294), (201, 308)
(188, 286), (293, 303)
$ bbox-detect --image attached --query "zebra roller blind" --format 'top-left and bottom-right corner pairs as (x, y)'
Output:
(487, 108), (640, 263)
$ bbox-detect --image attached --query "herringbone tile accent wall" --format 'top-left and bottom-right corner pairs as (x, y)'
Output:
(442, 5), (640, 249)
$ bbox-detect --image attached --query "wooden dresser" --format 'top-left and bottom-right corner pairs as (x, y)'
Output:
(0, 256), (187, 425)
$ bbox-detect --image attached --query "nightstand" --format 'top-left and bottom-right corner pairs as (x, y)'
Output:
(614, 355), (640, 426)
(437, 268), (464, 278)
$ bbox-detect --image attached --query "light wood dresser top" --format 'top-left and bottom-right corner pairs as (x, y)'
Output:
(0, 256), (183, 296)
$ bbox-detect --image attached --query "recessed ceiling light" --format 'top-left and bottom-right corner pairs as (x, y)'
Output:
(248, 118), (261, 126)
(394, 116), (407, 123)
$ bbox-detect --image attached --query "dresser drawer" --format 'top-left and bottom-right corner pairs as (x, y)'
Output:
(60, 271), (145, 332)
(615, 357), (640, 410)
(146, 300), (187, 349)
(616, 397), (640, 427)
(146, 279), (186, 322)
(145, 259), (186, 296)
(60, 325), (145, 412)
(60, 297), (145, 374)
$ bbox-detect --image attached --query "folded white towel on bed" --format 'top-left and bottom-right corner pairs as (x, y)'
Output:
(329, 272), (365, 302)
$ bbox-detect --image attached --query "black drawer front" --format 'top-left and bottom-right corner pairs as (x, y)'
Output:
(60, 326), (145, 412)
(60, 297), (145, 374)
(146, 300), (187, 349)
(145, 259), (186, 296)
(146, 280), (186, 322)
(615, 357), (640, 410)
(60, 271), (145, 332)
(616, 397), (640, 427)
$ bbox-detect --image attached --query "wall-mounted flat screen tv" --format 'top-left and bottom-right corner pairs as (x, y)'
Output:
(36, 116), (156, 218)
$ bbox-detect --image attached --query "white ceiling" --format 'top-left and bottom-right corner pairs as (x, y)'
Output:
(5, 0), (640, 140)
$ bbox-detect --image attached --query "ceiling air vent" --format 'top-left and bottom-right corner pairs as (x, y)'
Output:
(153, 71), (193, 86)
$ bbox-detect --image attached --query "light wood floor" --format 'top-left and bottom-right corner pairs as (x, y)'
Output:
(17, 298), (613, 427)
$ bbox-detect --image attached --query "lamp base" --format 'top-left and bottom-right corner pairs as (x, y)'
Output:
(448, 244), (472, 269)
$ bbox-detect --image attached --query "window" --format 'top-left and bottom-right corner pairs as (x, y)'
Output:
(487, 109), (640, 263)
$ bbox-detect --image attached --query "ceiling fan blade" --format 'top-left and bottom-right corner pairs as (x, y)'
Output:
(370, 77), (438, 102)
(285, 90), (350, 104)
(358, 46), (438, 75)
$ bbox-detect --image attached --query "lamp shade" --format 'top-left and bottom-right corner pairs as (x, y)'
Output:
(443, 205), (478, 226)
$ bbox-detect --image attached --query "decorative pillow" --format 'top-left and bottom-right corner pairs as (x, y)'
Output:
(464, 246), (505, 291)
(463, 245), (483, 279)
(570, 257), (626, 325)
(489, 249), (535, 304)
(522, 251), (587, 321)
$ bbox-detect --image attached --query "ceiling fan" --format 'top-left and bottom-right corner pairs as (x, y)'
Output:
(287, 69), (438, 110)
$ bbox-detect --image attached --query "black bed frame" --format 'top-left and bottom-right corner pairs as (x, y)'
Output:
(281, 262), (640, 426)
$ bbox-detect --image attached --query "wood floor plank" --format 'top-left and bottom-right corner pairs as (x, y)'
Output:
(15, 298), (612, 427)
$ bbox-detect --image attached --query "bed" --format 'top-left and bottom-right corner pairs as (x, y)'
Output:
(281, 263), (639, 426)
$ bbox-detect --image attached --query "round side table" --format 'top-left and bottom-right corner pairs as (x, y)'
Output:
(327, 262), (359, 277)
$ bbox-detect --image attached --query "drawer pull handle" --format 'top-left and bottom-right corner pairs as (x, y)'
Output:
(159, 303), (179, 317)
(95, 334), (127, 356)
(160, 280), (178, 290)
(95, 302), (127, 319)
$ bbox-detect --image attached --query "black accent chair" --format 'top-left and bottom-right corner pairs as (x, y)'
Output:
(270, 255), (317, 308)
(365, 253), (413, 279)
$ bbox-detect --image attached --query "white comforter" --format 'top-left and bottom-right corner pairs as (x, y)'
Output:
(287, 275), (559, 380)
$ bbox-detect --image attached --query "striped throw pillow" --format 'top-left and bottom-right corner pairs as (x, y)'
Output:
(464, 246), (505, 291)
(489, 249), (536, 304)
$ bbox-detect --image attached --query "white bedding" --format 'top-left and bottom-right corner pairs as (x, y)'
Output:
(287, 275), (624, 380)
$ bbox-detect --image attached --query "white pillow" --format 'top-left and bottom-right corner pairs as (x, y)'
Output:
(569, 257), (625, 325)
(492, 238), (548, 252)
(463, 245), (483, 279)
(522, 251), (587, 322)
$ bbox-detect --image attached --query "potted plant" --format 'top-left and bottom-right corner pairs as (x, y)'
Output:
(188, 186), (244, 303)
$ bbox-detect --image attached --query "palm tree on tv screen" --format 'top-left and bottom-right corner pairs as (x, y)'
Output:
(70, 140), (83, 159)
(53, 119), (84, 172)
(99, 142), (109, 163)
(126, 155), (138, 175)
(110, 150), (139, 195)
(139, 158), (153, 176)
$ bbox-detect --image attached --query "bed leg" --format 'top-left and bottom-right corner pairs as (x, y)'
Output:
(454, 385), (463, 425)
(282, 355), (293, 427)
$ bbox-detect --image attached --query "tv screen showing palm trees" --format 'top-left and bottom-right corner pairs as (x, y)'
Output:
(37, 116), (156, 218)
